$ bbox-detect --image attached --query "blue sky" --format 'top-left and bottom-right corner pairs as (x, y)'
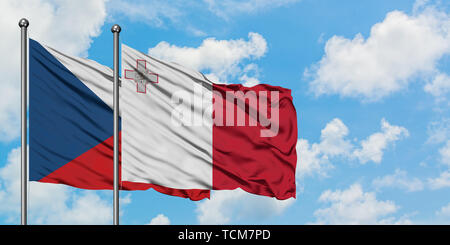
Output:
(1, 0), (450, 225)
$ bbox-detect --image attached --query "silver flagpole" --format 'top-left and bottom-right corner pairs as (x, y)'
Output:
(111, 24), (121, 226)
(19, 18), (29, 226)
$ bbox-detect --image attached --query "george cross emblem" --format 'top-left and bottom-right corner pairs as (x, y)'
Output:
(124, 59), (159, 93)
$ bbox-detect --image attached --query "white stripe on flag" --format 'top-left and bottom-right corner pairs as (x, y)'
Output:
(121, 44), (213, 189)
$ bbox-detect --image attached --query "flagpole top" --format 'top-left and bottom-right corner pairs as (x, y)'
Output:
(18, 18), (29, 28)
(111, 24), (121, 33)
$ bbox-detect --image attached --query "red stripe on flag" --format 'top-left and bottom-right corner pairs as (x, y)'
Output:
(38, 132), (210, 201)
(212, 84), (297, 200)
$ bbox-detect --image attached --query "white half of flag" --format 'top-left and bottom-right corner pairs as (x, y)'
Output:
(121, 44), (213, 190)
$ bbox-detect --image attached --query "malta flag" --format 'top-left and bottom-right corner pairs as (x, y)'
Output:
(121, 45), (297, 200)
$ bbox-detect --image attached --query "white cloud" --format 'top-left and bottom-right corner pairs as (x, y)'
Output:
(148, 214), (171, 225)
(376, 214), (415, 225)
(297, 118), (408, 178)
(305, 6), (450, 101)
(120, 193), (132, 206)
(426, 122), (450, 190)
(240, 63), (261, 86)
(196, 189), (294, 225)
(240, 74), (261, 87)
(0, 85), (20, 142)
(312, 184), (410, 224)
(438, 140), (450, 166)
(318, 118), (353, 156)
(436, 203), (450, 217)
(44, 190), (112, 225)
(296, 118), (351, 178)
(185, 26), (208, 37)
(425, 140), (450, 189)
(428, 170), (450, 190)
(0, 147), (119, 224)
(424, 72), (450, 99)
(352, 119), (409, 164)
(148, 32), (267, 83)
(0, 0), (108, 142)
(427, 118), (450, 144)
(296, 138), (333, 178)
(203, 0), (300, 20)
(372, 169), (424, 192)
(413, 0), (431, 13)
(2, 0), (107, 57)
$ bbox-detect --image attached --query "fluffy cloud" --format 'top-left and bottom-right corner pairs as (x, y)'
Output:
(305, 6), (450, 101)
(296, 139), (333, 178)
(0, 0), (107, 142)
(297, 118), (408, 178)
(0, 147), (116, 224)
(148, 32), (267, 84)
(318, 118), (353, 157)
(352, 119), (409, 164)
(239, 63), (261, 87)
(38, 190), (112, 225)
(203, 0), (300, 20)
(148, 214), (171, 225)
(372, 169), (424, 192)
(196, 189), (294, 225)
(428, 170), (450, 190)
(312, 184), (411, 224)
(424, 72), (450, 99)
(296, 118), (351, 178)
